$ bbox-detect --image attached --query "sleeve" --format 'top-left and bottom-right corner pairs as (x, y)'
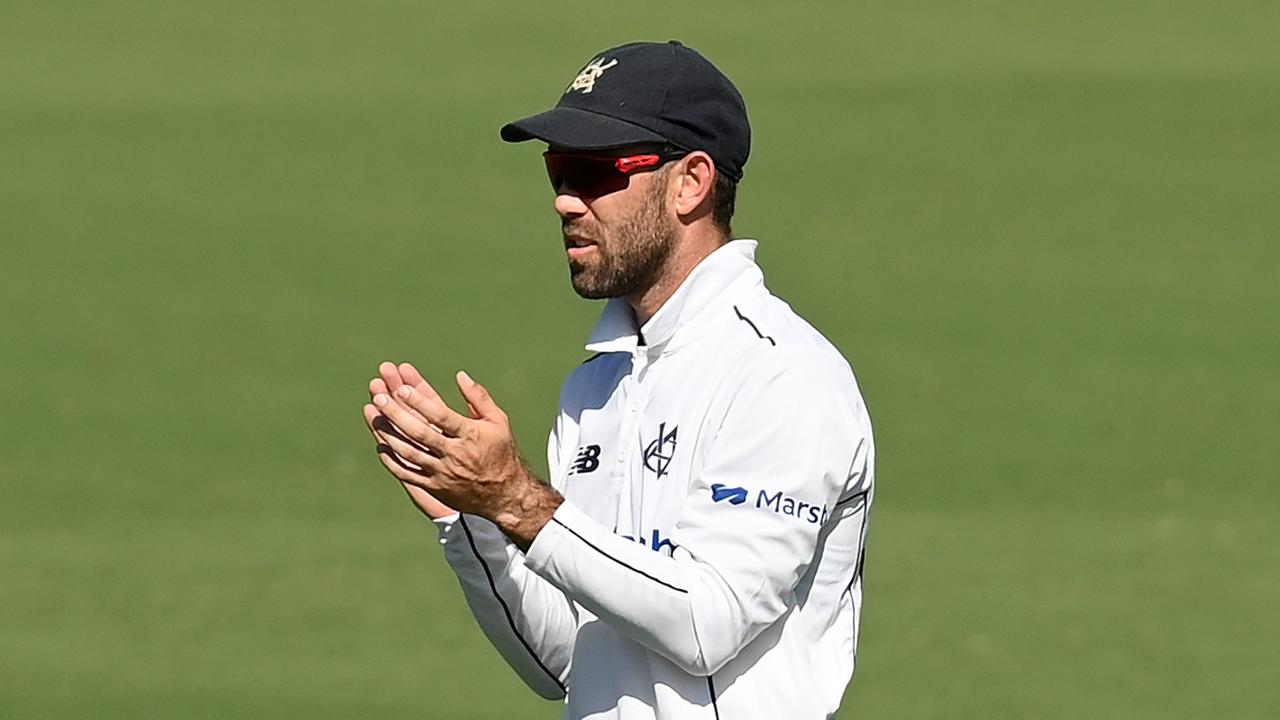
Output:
(431, 409), (581, 700)
(522, 349), (871, 676)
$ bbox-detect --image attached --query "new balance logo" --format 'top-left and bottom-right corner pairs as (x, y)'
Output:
(569, 444), (601, 475)
(710, 484), (748, 505)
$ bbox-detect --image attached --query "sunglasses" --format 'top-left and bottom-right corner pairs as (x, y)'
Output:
(543, 148), (687, 197)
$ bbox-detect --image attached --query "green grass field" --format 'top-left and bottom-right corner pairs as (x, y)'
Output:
(3, 1), (1278, 717)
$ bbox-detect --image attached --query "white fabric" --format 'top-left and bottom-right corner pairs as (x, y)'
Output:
(434, 240), (875, 719)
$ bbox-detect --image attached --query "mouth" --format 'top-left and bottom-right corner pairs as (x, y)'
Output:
(564, 234), (597, 259)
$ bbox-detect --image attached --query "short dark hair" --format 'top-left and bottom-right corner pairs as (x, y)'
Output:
(711, 172), (737, 237)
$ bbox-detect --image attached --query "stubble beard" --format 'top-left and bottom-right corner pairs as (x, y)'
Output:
(565, 179), (677, 300)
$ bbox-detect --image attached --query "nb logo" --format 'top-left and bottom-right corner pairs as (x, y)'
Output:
(570, 444), (601, 475)
(642, 422), (678, 479)
(710, 484), (748, 505)
(566, 57), (618, 94)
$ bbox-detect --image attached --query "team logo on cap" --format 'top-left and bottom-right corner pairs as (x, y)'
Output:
(566, 57), (618, 95)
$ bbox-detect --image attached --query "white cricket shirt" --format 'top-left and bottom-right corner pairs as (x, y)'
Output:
(433, 240), (875, 719)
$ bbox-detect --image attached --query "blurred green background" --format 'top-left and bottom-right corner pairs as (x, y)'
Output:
(3, 1), (1277, 717)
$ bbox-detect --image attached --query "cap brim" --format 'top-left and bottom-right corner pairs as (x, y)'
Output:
(500, 107), (669, 150)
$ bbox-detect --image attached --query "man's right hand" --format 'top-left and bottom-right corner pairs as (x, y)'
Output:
(362, 361), (459, 520)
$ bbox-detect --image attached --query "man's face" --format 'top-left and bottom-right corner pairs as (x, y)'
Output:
(546, 149), (681, 300)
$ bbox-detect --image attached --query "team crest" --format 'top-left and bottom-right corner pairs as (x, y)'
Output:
(566, 57), (618, 94)
(642, 422), (678, 479)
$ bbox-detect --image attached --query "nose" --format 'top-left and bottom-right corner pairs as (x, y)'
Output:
(554, 190), (588, 218)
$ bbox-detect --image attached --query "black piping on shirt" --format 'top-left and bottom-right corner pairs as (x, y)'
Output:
(552, 517), (689, 594)
(733, 305), (777, 346)
(835, 490), (869, 508)
(459, 516), (567, 694)
(845, 503), (871, 676)
(707, 675), (722, 719)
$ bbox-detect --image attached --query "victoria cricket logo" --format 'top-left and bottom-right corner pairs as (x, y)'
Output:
(569, 444), (601, 475)
(642, 423), (678, 479)
(566, 57), (618, 94)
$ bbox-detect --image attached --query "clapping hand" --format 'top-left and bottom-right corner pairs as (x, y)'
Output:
(362, 361), (562, 548)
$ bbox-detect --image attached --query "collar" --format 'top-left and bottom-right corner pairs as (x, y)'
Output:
(584, 239), (763, 354)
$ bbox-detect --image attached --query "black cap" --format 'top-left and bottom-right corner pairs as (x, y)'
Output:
(501, 41), (751, 181)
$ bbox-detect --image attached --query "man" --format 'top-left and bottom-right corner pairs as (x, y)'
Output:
(363, 41), (875, 719)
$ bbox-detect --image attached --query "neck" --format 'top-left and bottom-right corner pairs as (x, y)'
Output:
(627, 229), (727, 326)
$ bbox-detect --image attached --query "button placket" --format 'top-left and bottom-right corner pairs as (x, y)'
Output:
(628, 355), (656, 535)
(615, 369), (637, 470)
(615, 349), (646, 466)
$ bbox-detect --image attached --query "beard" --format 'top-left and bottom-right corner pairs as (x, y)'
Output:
(564, 178), (677, 300)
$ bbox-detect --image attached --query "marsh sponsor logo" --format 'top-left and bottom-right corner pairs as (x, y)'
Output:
(756, 489), (830, 525)
(711, 485), (829, 525)
(710, 483), (748, 505)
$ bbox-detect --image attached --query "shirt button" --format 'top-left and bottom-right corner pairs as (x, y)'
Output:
(629, 401), (641, 413)
(617, 451), (626, 463)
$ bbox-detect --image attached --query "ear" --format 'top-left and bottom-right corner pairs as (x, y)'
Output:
(670, 151), (716, 220)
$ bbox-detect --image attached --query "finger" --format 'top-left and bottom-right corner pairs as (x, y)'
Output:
(365, 405), (436, 457)
(365, 405), (420, 466)
(398, 362), (427, 386)
(364, 403), (401, 442)
(375, 391), (455, 450)
(376, 443), (435, 485)
(457, 370), (505, 421)
(376, 447), (450, 501)
(364, 404), (394, 448)
(379, 361), (404, 392)
(375, 439), (426, 472)
(399, 362), (444, 401)
(374, 367), (431, 425)
(380, 428), (446, 475)
(363, 403), (382, 437)
(373, 405), (448, 457)
(388, 386), (469, 437)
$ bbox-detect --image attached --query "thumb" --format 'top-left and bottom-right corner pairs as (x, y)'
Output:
(457, 370), (503, 421)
